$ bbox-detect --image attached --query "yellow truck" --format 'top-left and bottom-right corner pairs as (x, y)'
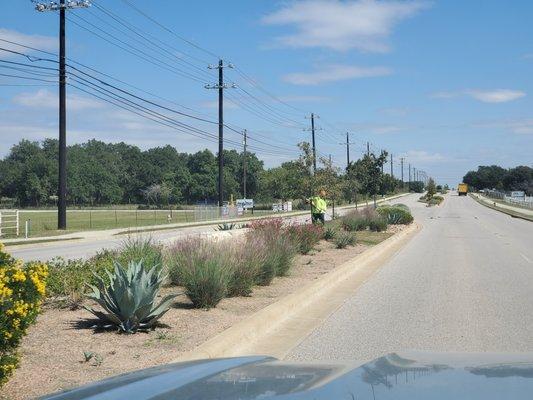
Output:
(458, 183), (468, 196)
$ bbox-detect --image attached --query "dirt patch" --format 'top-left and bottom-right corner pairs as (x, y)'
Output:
(2, 226), (405, 399)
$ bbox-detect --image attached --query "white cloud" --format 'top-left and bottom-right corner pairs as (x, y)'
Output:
(12, 89), (103, 110)
(431, 89), (526, 103)
(465, 89), (526, 103)
(283, 64), (392, 85)
(472, 118), (533, 135)
(0, 28), (56, 58)
(262, 0), (428, 52)
(401, 150), (446, 163)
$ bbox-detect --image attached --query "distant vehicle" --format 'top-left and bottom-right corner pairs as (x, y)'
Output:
(41, 352), (533, 399)
(458, 183), (468, 196)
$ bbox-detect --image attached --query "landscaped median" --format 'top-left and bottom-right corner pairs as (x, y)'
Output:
(0, 200), (415, 400)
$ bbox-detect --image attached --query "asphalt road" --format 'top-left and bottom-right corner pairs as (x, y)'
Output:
(9, 196), (403, 262)
(288, 193), (533, 362)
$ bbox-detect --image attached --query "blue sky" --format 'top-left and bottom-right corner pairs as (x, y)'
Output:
(1, 0), (532, 185)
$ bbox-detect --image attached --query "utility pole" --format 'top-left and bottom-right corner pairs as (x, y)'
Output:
(414, 167), (417, 182)
(242, 129), (247, 199)
(340, 132), (355, 170)
(206, 59), (236, 206)
(409, 163), (412, 190)
(390, 153), (393, 178)
(381, 150), (385, 174)
(367, 142), (370, 156)
(400, 157), (404, 183)
(35, 0), (91, 230)
(304, 113), (320, 173)
(328, 154), (332, 165)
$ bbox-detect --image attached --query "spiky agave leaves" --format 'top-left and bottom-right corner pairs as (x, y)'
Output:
(84, 260), (176, 333)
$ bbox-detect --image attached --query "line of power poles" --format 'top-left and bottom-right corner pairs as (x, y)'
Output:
(34, 0), (431, 230)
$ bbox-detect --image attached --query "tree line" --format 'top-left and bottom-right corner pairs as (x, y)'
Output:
(0, 139), (409, 208)
(463, 165), (533, 195)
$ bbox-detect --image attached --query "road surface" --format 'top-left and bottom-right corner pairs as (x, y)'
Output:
(288, 192), (533, 362)
(9, 196), (406, 262)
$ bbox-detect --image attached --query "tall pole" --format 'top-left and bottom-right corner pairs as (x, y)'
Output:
(367, 142), (370, 156)
(217, 59), (224, 206)
(346, 132), (350, 167)
(390, 153), (393, 178)
(242, 129), (247, 199)
(58, 0), (67, 230)
(311, 113), (317, 173)
(414, 167), (417, 183)
(206, 60), (235, 206)
(35, 0), (91, 229)
(400, 157), (404, 183)
(409, 163), (412, 190)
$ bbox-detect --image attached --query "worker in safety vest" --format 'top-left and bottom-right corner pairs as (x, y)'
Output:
(308, 189), (327, 225)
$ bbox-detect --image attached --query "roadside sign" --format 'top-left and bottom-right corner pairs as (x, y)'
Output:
(510, 191), (525, 198)
(237, 199), (254, 209)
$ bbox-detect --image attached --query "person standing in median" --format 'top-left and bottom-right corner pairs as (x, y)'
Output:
(308, 189), (327, 225)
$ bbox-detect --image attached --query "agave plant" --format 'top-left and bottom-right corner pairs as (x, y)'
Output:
(85, 260), (176, 333)
(216, 222), (237, 231)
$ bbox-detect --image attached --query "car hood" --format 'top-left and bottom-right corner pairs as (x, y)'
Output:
(41, 351), (533, 400)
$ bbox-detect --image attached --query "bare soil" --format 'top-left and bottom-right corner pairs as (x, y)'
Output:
(1, 226), (404, 399)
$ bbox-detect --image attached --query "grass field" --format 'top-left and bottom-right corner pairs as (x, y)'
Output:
(2, 208), (275, 238)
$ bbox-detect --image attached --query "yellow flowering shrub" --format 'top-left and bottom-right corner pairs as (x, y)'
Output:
(0, 243), (47, 386)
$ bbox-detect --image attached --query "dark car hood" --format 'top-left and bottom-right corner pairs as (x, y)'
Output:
(41, 351), (533, 399)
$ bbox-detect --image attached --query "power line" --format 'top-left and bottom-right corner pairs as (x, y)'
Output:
(116, 0), (219, 61)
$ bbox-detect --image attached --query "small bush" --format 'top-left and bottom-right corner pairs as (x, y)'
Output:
(46, 236), (162, 308)
(334, 231), (356, 249)
(1, 244), (48, 386)
(165, 238), (232, 308)
(342, 208), (382, 232)
(377, 205), (413, 225)
(323, 226), (337, 241)
(342, 209), (370, 231)
(216, 222), (237, 231)
(228, 240), (261, 297)
(248, 225), (297, 282)
(119, 236), (162, 268)
(368, 216), (388, 232)
(286, 223), (323, 254)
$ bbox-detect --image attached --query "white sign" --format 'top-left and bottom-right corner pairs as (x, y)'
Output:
(236, 199), (254, 209)
(511, 191), (525, 198)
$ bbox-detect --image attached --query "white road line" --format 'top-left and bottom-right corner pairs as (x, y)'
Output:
(521, 253), (532, 264)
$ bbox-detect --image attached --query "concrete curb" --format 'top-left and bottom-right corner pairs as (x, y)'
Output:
(176, 221), (420, 362)
(470, 194), (533, 222)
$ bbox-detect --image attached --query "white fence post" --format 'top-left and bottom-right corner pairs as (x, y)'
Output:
(16, 210), (19, 237)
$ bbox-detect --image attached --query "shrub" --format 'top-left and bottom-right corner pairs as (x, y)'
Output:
(216, 222), (237, 231)
(248, 225), (297, 282)
(46, 236), (162, 308)
(1, 244), (48, 386)
(342, 209), (370, 231)
(165, 238), (233, 308)
(85, 260), (176, 333)
(342, 208), (381, 231)
(119, 236), (162, 268)
(323, 226), (337, 241)
(228, 240), (261, 297)
(377, 205), (413, 225)
(334, 231), (356, 249)
(46, 257), (98, 309)
(286, 223), (323, 254)
(368, 216), (388, 232)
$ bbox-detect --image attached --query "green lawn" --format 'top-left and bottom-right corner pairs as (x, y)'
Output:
(5, 209), (276, 238)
